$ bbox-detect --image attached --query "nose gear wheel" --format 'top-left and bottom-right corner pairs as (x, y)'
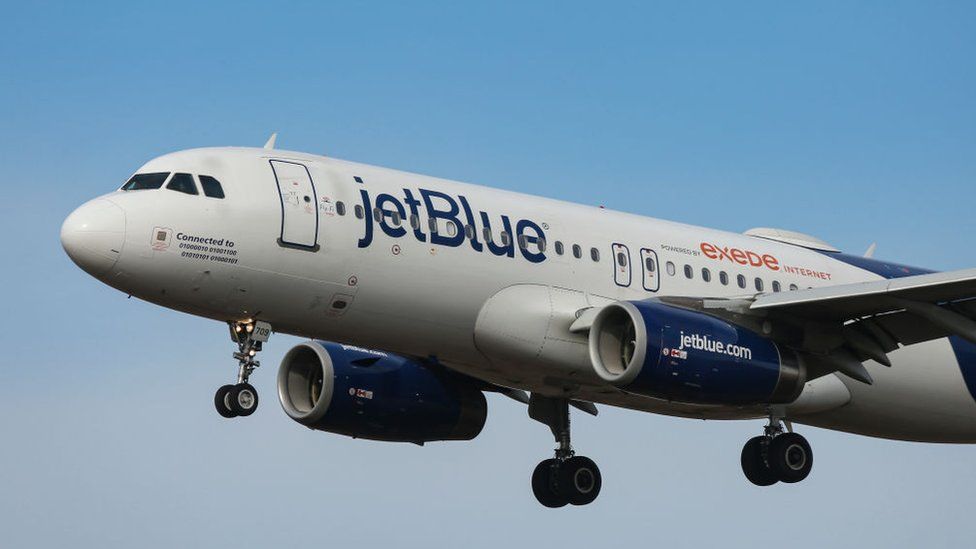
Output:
(213, 320), (271, 419)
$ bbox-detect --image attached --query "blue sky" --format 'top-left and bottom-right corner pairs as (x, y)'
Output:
(2, 2), (975, 547)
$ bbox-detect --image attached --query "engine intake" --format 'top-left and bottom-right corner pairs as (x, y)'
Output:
(589, 301), (805, 405)
(278, 341), (487, 443)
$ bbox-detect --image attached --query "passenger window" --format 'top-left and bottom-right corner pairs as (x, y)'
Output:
(410, 214), (420, 230)
(501, 232), (511, 246)
(684, 264), (693, 279)
(555, 241), (564, 255)
(590, 248), (600, 262)
(517, 234), (545, 252)
(335, 201), (346, 216)
(391, 211), (402, 226)
(354, 205), (364, 219)
(645, 257), (655, 272)
(122, 172), (170, 191)
(446, 221), (458, 237)
(373, 208), (383, 222)
(789, 283), (799, 291)
(617, 252), (627, 267)
(666, 261), (676, 276)
(702, 268), (711, 282)
(199, 175), (225, 198)
(428, 218), (438, 234)
(772, 281), (781, 292)
(572, 244), (582, 259)
(465, 225), (475, 240)
(482, 227), (492, 243)
(166, 173), (198, 195)
(719, 271), (729, 285)
(755, 278), (764, 292)
(737, 274), (746, 288)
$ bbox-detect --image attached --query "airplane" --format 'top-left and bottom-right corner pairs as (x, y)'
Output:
(60, 136), (976, 507)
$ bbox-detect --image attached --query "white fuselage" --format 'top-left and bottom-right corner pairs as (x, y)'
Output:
(62, 147), (976, 442)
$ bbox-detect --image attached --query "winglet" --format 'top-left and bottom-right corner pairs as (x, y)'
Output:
(864, 243), (876, 258)
(263, 132), (278, 150)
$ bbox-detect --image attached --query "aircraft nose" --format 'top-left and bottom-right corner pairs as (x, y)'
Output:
(60, 198), (126, 277)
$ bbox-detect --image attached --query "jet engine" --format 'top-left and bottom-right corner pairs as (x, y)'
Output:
(277, 341), (487, 443)
(588, 301), (805, 405)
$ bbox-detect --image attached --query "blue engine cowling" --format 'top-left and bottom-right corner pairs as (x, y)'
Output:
(588, 301), (805, 405)
(277, 341), (487, 443)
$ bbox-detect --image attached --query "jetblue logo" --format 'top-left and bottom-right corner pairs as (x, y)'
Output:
(678, 331), (753, 360)
(357, 188), (547, 263)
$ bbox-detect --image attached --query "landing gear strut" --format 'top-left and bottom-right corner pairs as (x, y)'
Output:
(741, 412), (813, 486)
(528, 394), (602, 508)
(214, 320), (271, 419)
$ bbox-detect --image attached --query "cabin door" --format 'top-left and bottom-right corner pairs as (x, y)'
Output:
(270, 160), (319, 251)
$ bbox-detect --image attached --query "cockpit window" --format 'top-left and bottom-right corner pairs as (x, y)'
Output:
(166, 173), (198, 195)
(199, 175), (225, 199)
(121, 172), (170, 191)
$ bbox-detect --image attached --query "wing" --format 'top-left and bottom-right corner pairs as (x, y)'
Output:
(751, 268), (976, 321)
(670, 268), (976, 385)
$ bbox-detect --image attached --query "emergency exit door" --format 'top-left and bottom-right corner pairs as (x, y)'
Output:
(640, 248), (660, 292)
(270, 160), (319, 251)
(612, 243), (631, 287)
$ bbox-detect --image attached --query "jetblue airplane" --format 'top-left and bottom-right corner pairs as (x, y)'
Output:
(61, 137), (976, 507)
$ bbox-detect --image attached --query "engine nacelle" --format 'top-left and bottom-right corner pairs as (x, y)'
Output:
(277, 341), (487, 443)
(589, 301), (805, 405)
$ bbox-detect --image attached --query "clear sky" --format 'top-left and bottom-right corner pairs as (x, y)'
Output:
(2, 2), (975, 547)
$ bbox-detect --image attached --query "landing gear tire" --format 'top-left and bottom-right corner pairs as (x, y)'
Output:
(528, 394), (601, 507)
(228, 383), (259, 417)
(740, 436), (778, 486)
(531, 459), (567, 508)
(768, 432), (812, 483)
(215, 320), (270, 418)
(214, 384), (237, 418)
(561, 456), (602, 506)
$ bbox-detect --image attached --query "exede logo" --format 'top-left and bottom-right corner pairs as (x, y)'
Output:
(700, 242), (780, 271)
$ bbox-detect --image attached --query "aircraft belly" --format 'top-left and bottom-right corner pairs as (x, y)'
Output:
(793, 338), (976, 442)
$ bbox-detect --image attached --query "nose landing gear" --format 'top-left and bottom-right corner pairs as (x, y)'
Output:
(528, 395), (602, 508)
(214, 320), (271, 419)
(741, 414), (813, 486)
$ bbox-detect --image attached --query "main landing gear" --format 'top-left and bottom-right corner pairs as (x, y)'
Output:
(528, 395), (602, 508)
(214, 320), (272, 419)
(741, 413), (813, 486)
